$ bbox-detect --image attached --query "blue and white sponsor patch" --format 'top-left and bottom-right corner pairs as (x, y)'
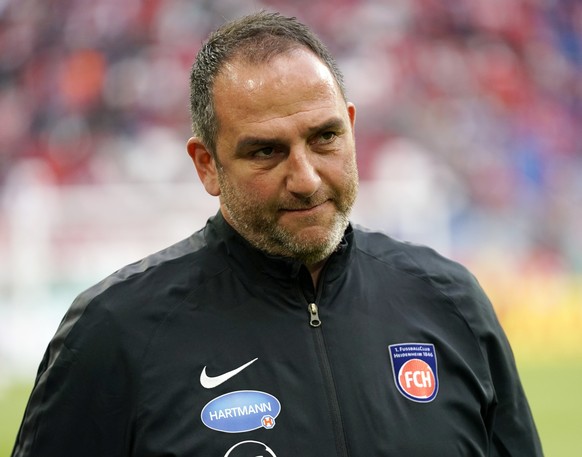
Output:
(389, 342), (439, 403)
(201, 390), (281, 433)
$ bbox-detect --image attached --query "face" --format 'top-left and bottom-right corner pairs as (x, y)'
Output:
(189, 48), (358, 266)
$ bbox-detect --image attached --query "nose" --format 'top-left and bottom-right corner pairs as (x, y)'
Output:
(285, 147), (321, 198)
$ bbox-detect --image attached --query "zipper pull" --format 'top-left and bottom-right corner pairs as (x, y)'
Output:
(308, 303), (322, 328)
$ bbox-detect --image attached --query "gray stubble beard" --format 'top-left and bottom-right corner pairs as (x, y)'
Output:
(217, 162), (358, 266)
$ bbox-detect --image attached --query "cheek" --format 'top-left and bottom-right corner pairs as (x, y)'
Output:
(322, 154), (357, 183)
(232, 173), (279, 203)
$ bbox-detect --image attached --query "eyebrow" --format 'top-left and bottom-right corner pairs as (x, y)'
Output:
(234, 116), (346, 155)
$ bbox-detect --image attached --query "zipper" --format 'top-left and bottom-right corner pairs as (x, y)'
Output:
(308, 303), (321, 327)
(304, 269), (349, 456)
(310, 317), (349, 456)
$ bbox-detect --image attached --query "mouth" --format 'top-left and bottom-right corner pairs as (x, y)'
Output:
(284, 205), (318, 212)
(280, 200), (330, 214)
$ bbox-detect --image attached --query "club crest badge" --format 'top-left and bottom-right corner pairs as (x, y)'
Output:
(389, 343), (439, 403)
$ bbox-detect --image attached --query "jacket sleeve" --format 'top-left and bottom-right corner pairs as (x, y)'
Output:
(11, 295), (135, 457)
(460, 273), (544, 456)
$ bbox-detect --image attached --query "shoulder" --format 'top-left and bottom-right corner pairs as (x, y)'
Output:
(351, 225), (494, 322)
(80, 231), (207, 308)
(352, 225), (472, 286)
(56, 227), (225, 356)
(352, 225), (507, 359)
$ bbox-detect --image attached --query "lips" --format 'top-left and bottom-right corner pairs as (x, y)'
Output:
(279, 197), (330, 212)
(283, 205), (320, 212)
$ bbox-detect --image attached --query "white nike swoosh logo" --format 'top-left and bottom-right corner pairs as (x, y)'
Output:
(200, 358), (258, 389)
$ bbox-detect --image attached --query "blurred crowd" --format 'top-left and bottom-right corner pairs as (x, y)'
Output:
(1, 0), (581, 272)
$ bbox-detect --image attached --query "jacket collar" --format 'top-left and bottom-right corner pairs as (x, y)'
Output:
(204, 211), (354, 288)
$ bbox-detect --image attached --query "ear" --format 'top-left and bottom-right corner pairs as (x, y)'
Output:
(186, 137), (220, 196)
(346, 102), (356, 138)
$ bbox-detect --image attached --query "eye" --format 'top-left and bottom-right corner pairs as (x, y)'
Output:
(253, 147), (276, 158)
(314, 131), (337, 145)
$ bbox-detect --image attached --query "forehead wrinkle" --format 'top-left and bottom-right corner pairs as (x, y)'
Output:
(245, 102), (337, 126)
(233, 78), (342, 129)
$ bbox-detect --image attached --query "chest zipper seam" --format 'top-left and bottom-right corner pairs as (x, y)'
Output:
(302, 270), (350, 457)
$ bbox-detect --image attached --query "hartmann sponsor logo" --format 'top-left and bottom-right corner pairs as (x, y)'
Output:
(201, 390), (281, 433)
(208, 401), (272, 421)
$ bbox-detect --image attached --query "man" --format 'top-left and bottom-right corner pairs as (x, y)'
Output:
(12, 11), (543, 457)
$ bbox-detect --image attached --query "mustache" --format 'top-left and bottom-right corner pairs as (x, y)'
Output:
(277, 191), (333, 211)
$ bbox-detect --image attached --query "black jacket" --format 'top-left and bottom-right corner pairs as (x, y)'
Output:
(12, 212), (543, 456)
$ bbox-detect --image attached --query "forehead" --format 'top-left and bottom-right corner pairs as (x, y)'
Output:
(212, 49), (344, 137)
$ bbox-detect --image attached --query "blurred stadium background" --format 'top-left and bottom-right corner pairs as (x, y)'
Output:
(1, 0), (581, 454)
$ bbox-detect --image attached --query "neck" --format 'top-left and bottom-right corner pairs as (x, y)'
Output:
(307, 259), (327, 288)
